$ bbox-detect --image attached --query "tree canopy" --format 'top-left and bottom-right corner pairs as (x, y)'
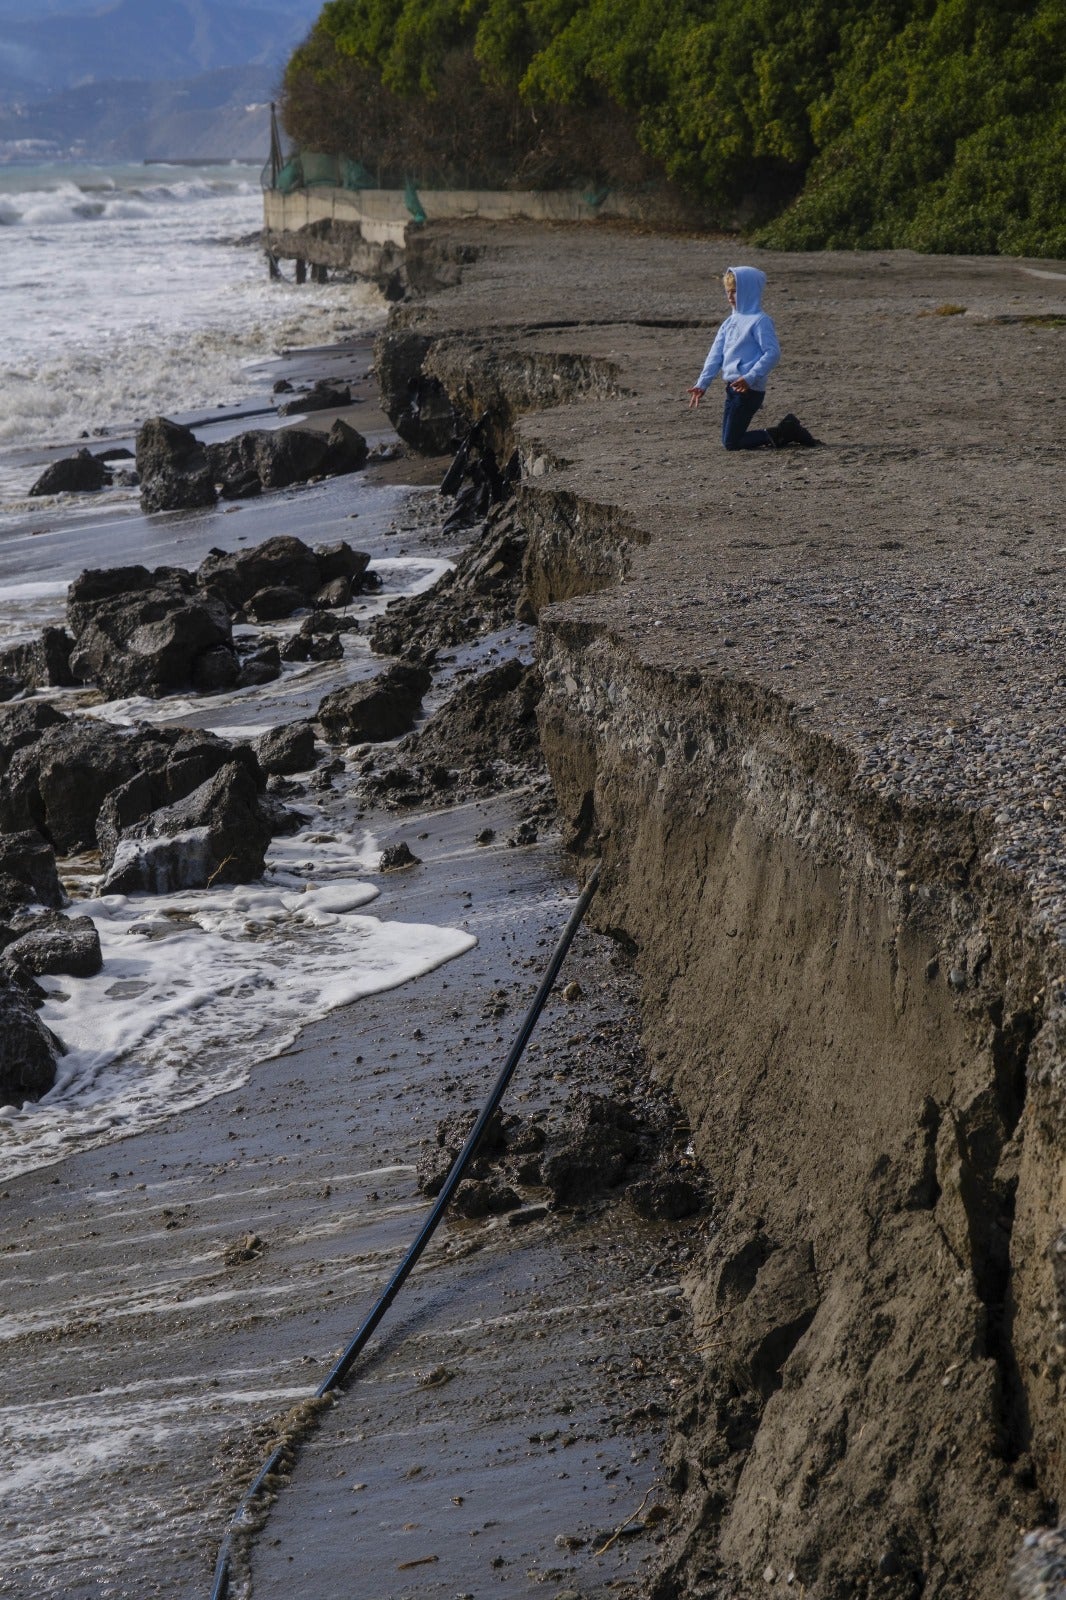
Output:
(282, 0), (1066, 254)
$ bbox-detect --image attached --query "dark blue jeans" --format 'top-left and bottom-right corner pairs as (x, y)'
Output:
(721, 384), (771, 450)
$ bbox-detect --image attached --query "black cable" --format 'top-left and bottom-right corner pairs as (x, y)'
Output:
(210, 862), (600, 1600)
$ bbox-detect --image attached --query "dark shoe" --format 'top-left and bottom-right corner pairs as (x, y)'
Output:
(775, 412), (821, 447)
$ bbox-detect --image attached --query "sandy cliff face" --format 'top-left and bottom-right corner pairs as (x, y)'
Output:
(538, 600), (1052, 1596)
(374, 222), (1066, 1597)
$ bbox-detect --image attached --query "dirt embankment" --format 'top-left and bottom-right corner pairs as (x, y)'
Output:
(375, 221), (1066, 1598)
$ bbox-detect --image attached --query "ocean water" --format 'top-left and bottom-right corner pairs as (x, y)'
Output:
(0, 161), (385, 489)
(0, 162), (482, 1179)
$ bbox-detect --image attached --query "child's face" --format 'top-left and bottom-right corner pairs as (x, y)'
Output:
(726, 281), (737, 309)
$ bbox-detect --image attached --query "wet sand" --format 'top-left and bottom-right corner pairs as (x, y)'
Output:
(3, 796), (692, 1600)
(1, 350), (695, 1600)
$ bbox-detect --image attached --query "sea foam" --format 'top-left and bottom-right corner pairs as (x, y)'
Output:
(0, 821), (477, 1181)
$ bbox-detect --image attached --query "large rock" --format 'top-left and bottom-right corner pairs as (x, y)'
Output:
(276, 379), (352, 416)
(29, 448), (109, 497)
(317, 662), (431, 745)
(0, 702), (68, 779)
(236, 638), (281, 688)
(197, 535), (323, 612)
(1, 721), (175, 853)
(190, 644), (241, 693)
(254, 722), (317, 776)
(95, 731), (261, 868)
(314, 577), (353, 610)
(0, 831), (65, 909)
(196, 537), (373, 619)
(100, 762), (274, 895)
(0, 627), (76, 693)
(319, 418), (369, 476)
(67, 568), (234, 700)
(245, 584), (308, 623)
(67, 563), (191, 636)
(1, 911), (102, 978)
(316, 542), (371, 587)
(0, 972), (62, 1107)
(205, 429), (329, 498)
(136, 416), (216, 513)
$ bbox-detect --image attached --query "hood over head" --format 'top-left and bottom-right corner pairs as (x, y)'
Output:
(728, 264), (767, 316)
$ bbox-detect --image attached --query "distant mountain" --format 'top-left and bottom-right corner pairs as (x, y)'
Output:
(0, 63), (281, 161)
(0, 0), (323, 98)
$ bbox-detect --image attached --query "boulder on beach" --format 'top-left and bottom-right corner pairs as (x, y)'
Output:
(379, 841), (421, 871)
(190, 644), (241, 693)
(1, 721), (176, 853)
(245, 584), (308, 623)
(313, 577), (353, 610)
(0, 701), (68, 779)
(195, 535), (373, 617)
(100, 761), (274, 895)
(0, 831), (66, 911)
(319, 418), (369, 476)
(0, 628), (76, 696)
(197, 535), (324, 612)
(254, 721), (317, 776)
(317, 661), (431, 744)
(29, 448), (110, 498)
(316, 542), (371, 587)
(235, 637), (281, 687)
(67, 567), (234, 700)
(136, 416), (216, 513)
(205, 428), (333, 497)
(67, 563), (186, 636)
(0, 971), (62, 1107)
(95, 730), (261, 869)
(1, 911), (102, 979)
(282, 632), (343, 664)
(275, 378), (352, 416)
(299, 610), (358, 637)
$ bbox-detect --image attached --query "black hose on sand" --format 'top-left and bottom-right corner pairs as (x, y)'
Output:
(210, 862), (601, 1600)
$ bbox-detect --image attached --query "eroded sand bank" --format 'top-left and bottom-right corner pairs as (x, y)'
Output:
(369, 223), (1066, 1599)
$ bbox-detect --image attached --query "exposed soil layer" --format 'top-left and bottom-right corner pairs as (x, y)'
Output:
(374, 221), (1066, 1599)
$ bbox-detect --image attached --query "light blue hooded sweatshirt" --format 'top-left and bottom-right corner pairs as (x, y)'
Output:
(695, 265), (780, 393)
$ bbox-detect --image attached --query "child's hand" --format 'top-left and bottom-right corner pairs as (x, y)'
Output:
(729, 377), (751, 394)
(687, 386), (705, 409)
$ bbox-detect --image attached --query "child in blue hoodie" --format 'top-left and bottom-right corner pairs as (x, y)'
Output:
(688, 266), (817, 450)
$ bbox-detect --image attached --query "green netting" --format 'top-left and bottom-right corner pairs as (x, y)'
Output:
(275, 157), (303, 194)
(302, 151), (339, 187)
(404, 178), (427, 224)
(341, 157), (374, 189)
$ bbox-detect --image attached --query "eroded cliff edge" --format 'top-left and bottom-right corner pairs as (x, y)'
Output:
(375, 221), (1066, 1598)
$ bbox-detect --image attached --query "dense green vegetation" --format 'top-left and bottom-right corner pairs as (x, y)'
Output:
(282, 0), (1066, 254)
